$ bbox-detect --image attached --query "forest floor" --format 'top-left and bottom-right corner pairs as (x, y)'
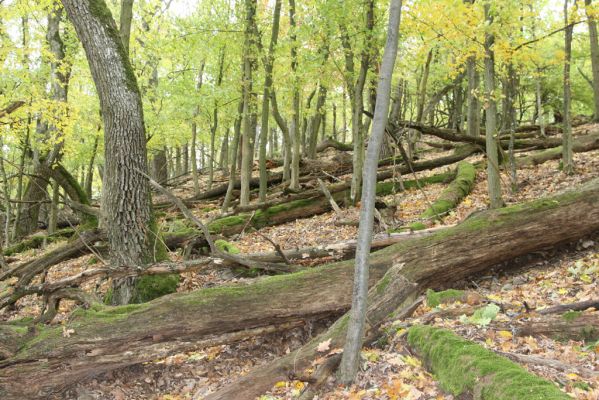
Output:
(3, 125), (599, 399)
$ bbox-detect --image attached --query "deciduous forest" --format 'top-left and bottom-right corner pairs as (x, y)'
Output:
(0, 0), (598, 398)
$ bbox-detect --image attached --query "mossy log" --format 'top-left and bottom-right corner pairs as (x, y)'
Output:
(516, 132), (599, 167)
(409, 161), (476, 229)
(407, 326), (569, 399)
(3, 180), (599, 398)
(315, 137), (353, 152)
(3, 228), (75, 257)
(206, 178), (599, 400)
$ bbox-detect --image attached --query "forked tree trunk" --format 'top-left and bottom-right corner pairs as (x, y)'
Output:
(3, 179), (599, 399)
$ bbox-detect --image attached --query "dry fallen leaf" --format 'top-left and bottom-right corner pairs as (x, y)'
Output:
(316, 338), (332, 353)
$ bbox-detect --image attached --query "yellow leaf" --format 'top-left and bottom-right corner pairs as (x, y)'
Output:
(274, 381), (287, 388)
(404, 355), (421, 368)
(498, 330), (513, 339)
(566, 373), (580, 380)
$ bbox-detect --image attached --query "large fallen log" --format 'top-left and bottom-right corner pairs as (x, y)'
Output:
(206, 178), (599, 400)
(3, 179), (599, 398)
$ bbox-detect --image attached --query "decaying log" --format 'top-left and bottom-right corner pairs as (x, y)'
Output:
(514, 311), (599, 341)
(315, 138), (353, 153)
(516, 132), (599, 167)
(3, 179), (599, 398)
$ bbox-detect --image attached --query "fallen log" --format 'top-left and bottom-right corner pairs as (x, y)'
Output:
(514, 311), (599, 342)
(400, 120), (580, 151)
(408, 161), (476, 229)
(3, 179), (599, 398)
(516, 132), (599, 167)
(206, 178), (599, 400)
(407, 326), (570, 399)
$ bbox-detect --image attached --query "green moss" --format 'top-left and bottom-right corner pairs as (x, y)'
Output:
(408, 326), (569, 399)
(252, 198), (316, 227)
(409, 222), (426, 231)
(562, 310), (582, 322)
(426, 289), (465, 308)
(376, 171), (456, 197)
(208, 215), (249, 234)
(375, 273), (392, 294)
(130, 274), (180, 303)
(215, 239), (240, 254)
(420, 162), (476, 221)
(87, 0), (140, 94)
(4, 228), (75, 256)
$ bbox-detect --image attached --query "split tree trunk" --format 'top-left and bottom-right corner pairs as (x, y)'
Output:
(3, 179), (599, 398)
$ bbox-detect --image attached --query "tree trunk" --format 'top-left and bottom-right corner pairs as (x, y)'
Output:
(339, 0), (402, 383)
(191, 62), (205, 195)
(4, 179), (599, 398)
(258, 0), (282, 202)
(240, 0), (258, 206)
(288, 0), (301, 191)
(349, 0), (374, 204)
(61, 0), (157, 305)
(119, 0), (134, 54)
(483, 2), (503, 208)
(586, 0), (599, 121)
(152, 147), (169, 185)
(563, 0), (575, 174)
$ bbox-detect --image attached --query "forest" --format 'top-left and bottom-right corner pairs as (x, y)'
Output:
(0, 0), (598, 398)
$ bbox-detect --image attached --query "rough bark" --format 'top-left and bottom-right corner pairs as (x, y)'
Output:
(3, 179), (599, 398)
(61, 0), (157, 305)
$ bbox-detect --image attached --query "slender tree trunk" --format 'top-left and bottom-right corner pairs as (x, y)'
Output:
(349, 0), (374, 204)
(61, 0), (158, 304)
(483, 2), (503, 208)
(222, 101), (244, 212)
(288, 0), (301, 191)
(152, 148), (168, 185)
(219, 129), (229, 174)
(563, 0), (575, 174)
(208, 51), (225, 191)
(191, 62), (205, 195)
(339, 0), (403, 384)
(466, 55), (480, 137)
(85, 135), (99, 199)
(47, 180), (59, 235)
(182, 142), (189, 174)
(240, 0), (258, 205)
(586, 0), (599, 121)
(270, 91), (291, 181)
(258, 0), (282, 202)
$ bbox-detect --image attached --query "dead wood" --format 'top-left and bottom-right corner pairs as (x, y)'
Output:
(4, 180), (599, 398)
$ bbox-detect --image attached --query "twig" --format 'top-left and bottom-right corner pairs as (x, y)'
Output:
(317, 178), (343, 217)
(252, 229), (291, 265)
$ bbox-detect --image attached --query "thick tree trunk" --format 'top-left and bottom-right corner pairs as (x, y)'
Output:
(3, 178), (599, 399)
(61, 0), (157, 305)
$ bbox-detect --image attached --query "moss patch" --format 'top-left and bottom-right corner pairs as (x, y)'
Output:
(562, 310), (582, 322)
(215, 239), (240, 254)
(408, 326), (569, 399)
(420, 162), (476, 220)
(4, 228), (75, 256)
(426, 289), (465, 308)
(130, 274), (180, 304)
